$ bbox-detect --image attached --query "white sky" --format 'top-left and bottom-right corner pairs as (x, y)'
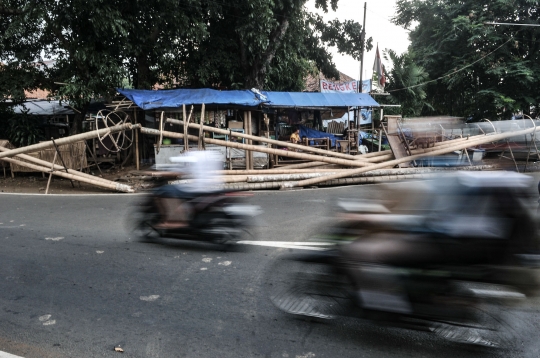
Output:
(307, 0), (411, 80)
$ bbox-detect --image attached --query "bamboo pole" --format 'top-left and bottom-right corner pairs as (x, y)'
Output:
(199, 104), (205, 150)
(216, 165), (499, 191)
(289, 125), (540, 188)
(45, 151), (58, 194)
(244, 112), (250, 170)
(170, 116), (410, 164)
(140, 127), (378, 168)
(0, 146), (117, 187)
(217, 165), (497, 177)
(0, 156), (135, 192)
(167, 117), (366, 161)
(248, 111), (253, 170)
(0, 123), (137, 160)
(134, 109), (140, 171)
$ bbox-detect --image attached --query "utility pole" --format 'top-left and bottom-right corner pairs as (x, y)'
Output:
(359, 2), (367, 92)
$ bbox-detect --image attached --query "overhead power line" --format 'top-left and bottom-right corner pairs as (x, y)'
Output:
(387, 36), (514, 93)
(484, 22), (540, 27)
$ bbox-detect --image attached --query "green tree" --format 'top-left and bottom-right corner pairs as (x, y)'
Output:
(394, 0), (540, 120)
(1, 0), (371, 140)
(179, 0), (372, 90)
(382, 49), (432, 117)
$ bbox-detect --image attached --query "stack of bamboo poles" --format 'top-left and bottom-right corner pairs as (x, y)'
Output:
(0, 123), (139, 193)
(138, 115), (539, 190)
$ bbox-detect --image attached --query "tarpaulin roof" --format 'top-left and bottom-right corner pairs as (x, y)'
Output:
(117, 88), (262, 110)
(117, 88), (379, 110)
(262, 91), (379, 108)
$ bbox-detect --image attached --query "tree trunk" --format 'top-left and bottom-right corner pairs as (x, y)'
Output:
(70, 102), (90, 135)
(136, 54), (152, 90)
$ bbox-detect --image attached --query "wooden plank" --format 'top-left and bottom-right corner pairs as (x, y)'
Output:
(384, 117), (411, 167)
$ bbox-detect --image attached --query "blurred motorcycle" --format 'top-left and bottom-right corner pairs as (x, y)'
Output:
(265, 171), (540, 347)
(127, 173), (261, 248)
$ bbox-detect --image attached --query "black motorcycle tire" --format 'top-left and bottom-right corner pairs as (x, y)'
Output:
(264, 253), (353, 320)
(126, 200), (161, 242)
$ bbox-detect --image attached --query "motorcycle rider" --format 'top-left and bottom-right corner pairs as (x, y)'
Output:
(339, 171), (539, 313)
(153, 150), (223, 229)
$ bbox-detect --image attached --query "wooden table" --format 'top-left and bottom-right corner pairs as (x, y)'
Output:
(302, 137), (330, 151)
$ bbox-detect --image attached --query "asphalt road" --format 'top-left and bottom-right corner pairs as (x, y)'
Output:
(1, 180), (540, 358)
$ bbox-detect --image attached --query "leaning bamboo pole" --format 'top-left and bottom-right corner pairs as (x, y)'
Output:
(0, 146), (120, 188)
(141, 127), (380, 168)
(0, 123), (138, 159)
(167, 118), (370, 161)
(289, 125), (540, 188)
(0, 156), (134, 193)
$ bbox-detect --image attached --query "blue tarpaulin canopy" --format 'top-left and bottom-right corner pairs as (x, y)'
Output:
(262, 91), (379, 109)
(117, 88), (379, 110)
(117, 88), (262, 110)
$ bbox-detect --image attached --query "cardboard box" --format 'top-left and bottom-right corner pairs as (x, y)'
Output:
(228, 121), (243, 129)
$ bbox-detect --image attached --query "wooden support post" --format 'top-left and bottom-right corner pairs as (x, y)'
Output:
(51, 138), (75, 188)
(134, 109), (140, 170)
(248, 111), (253, 169)
(199, 104), (205, 150)
(506, 139), (519, 172)
(244, 112), (249, 170)
(45, 151), (58, 194)
(183, 105), (188, 152)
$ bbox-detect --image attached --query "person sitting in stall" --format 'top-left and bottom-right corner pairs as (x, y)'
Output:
(290, 127), (301, 144)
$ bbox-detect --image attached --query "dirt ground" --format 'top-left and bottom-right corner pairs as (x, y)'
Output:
(0, 164), (152, 195)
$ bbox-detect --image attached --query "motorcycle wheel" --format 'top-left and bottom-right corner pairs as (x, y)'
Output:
(126, 205), (160, 242)
(264, 254), (353, 320)
(205, 213), (249, 246)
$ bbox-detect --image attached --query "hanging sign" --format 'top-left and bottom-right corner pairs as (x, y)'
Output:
(320, 80), (358, 93)
(320, 79), (372, 93)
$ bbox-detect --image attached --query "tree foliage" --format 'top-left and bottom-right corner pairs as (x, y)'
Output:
(393, 0), (540, 120)
(381, 49), (432, 117)
(0, 0), (371, 137)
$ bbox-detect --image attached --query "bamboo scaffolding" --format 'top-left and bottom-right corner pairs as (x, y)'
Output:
(0, 123), (138, 160)
(0, 156), (134, 193)
(289, 125), (540, 188)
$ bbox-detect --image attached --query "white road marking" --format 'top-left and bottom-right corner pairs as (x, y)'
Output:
(38, 314), (51, 322)
(42, 320), (56, 326)
(218, 261), (232, 266)
(139, 295), (160, 302)
(237, 241), (334, 251)
(0, 350), (25, 358)
(202, 258), (212, 263)
(45, 237), (64, 241)
(96, 251), (104, 254)
(200, 268), (208, 271)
